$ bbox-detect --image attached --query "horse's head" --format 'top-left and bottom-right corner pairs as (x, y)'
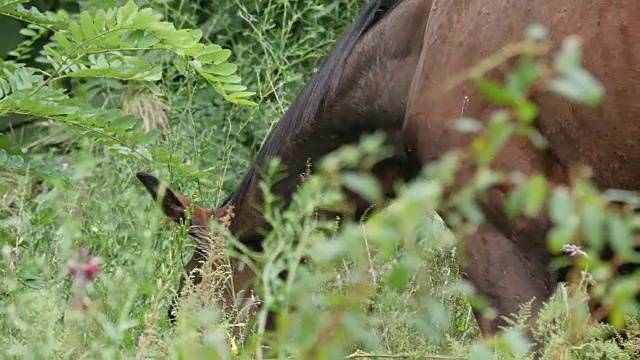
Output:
(136, 172), (260, 329)
(135, 172), (220, 242)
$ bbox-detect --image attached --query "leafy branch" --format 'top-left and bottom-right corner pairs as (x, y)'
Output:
(0, 0), (256, 179)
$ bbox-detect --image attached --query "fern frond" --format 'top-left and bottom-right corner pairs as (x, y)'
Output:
(0, 1), (69, 29)
(0, 0), (255, 180)
(7, 23), (49, 61)
(0, 0), (255, 104)
(0, 61), (46, 100)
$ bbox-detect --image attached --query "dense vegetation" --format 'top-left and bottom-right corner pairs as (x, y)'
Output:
(0, 0), (638, 359)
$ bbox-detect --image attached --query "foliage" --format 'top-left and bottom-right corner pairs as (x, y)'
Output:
(0, 1), (638, 360)
(0, 0), (254, 182)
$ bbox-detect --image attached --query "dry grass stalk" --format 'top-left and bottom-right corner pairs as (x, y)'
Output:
(121, 92), (170, 132)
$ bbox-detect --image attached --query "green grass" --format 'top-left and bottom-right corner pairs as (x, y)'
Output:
(1, 0), (638, 359)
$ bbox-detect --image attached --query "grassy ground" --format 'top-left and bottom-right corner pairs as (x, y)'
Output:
(1, 0), (638, 359)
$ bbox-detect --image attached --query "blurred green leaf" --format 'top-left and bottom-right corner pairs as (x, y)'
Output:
(549, 69), (604, 106)
(548, 223), (578, 252)
(521, 174), (547, 217)
(525, 24), (548, 41)
(341, 171), (382, 203)
(554, 36), (582, 73)
(549, 187), (575, 224)
(468, 343), (496, 360)
(475, 78), (518, 105)
(608, 214), (635, 261)
(386, 259), (412, 293)
(454, 117), (483, 133)
(582, 202), (606, 252)
(514, 101), (539, 124)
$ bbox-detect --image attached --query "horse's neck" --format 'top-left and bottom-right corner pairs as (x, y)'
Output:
(222, 0), (431, 244)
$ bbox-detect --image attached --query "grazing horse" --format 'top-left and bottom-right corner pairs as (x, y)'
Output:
(402, 0), (639, 337)
(137, 0), (431, 334)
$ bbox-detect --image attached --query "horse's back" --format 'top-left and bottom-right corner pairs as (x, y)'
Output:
(404, 0), (640, 190)
(535, 0), (640, 190)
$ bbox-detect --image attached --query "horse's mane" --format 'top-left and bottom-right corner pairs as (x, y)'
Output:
(221, 0), (401, 209)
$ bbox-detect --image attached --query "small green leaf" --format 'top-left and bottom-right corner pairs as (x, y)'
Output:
(7, 154), (25, 168)
(68, 22), (83, 43)
(132, 8), (160, 29)
(3, 69), (18, 92)
(508, 56), (542, 98)
(500, 330), (532, 358)
(173, 57), (186, 75)
(227, 97), (257, 106)
(135, 145), (153, 161)
(118, 0), (139, 25)
(548, 68), (604, 106)
(106, 8), (118, 28)
(19, 28), (37, 37)
(137, 33), (161, 48)
(453, 117), (483, 133)
(473, 167), (503, 191)
(608, 214), (634, 261)
(475, 78), (518, 105)
(468, 343), (496, 360)
(555, 36), (582, 73)
(525, 24), (548, 41)
(53, 32), (73, 51)
(519, 127), (549, 149)
(94, 9), (107, 32)
(215, 75), (241, 83)
(228, 91), (255, 99)
(521, 174), (548, 217)
(196, 48), (231, 64)
(80, 11), (95, 38)
(606, 278), (639, 327)
(311, 239), (348, 262)
(582, 202), (605, 252)
(146, 82), (164, 96)
(206, 63), (238, 76)
(472, 110), (512, 165)
(455, 191), (485, 225)
(95, 54), (109, 68)
(514, 101), (539, 124)
(549, 187), (575, 224)
(386, 260), (411, 293)
(0, 77), (10, 97)
(221, 84), (248, 92)
(548, 223), (577, 252)
(122, 29), (144, 46)
(0, 134), (23, 155)
(133, 66), (162, 81)
(212, 49), (232, 65)
(341, 172), (382, 203)
(109, 115), (137, 130)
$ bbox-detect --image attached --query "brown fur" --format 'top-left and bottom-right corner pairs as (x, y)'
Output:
(402, 0), (639, 337)
(139, 0), (639, 348)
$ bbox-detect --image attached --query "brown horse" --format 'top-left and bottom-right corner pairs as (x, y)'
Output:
(139, 0), (638, 347)
(137, 0), (431, 334)
(402, 0), (639, 337)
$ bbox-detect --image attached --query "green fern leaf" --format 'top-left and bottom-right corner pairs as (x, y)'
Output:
(68, 22), (83, 43)
(93, 9), (107, 33)
(79, 11), (95, 39)
(53, 32), (72, 51)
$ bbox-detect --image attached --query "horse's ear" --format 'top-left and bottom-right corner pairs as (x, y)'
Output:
(136, 172), (191, 222)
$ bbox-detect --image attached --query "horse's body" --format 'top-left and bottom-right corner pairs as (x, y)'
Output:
(138, 0), (431, 332)
(138, 0), (639, 345)
(402, 0), (639, 333)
